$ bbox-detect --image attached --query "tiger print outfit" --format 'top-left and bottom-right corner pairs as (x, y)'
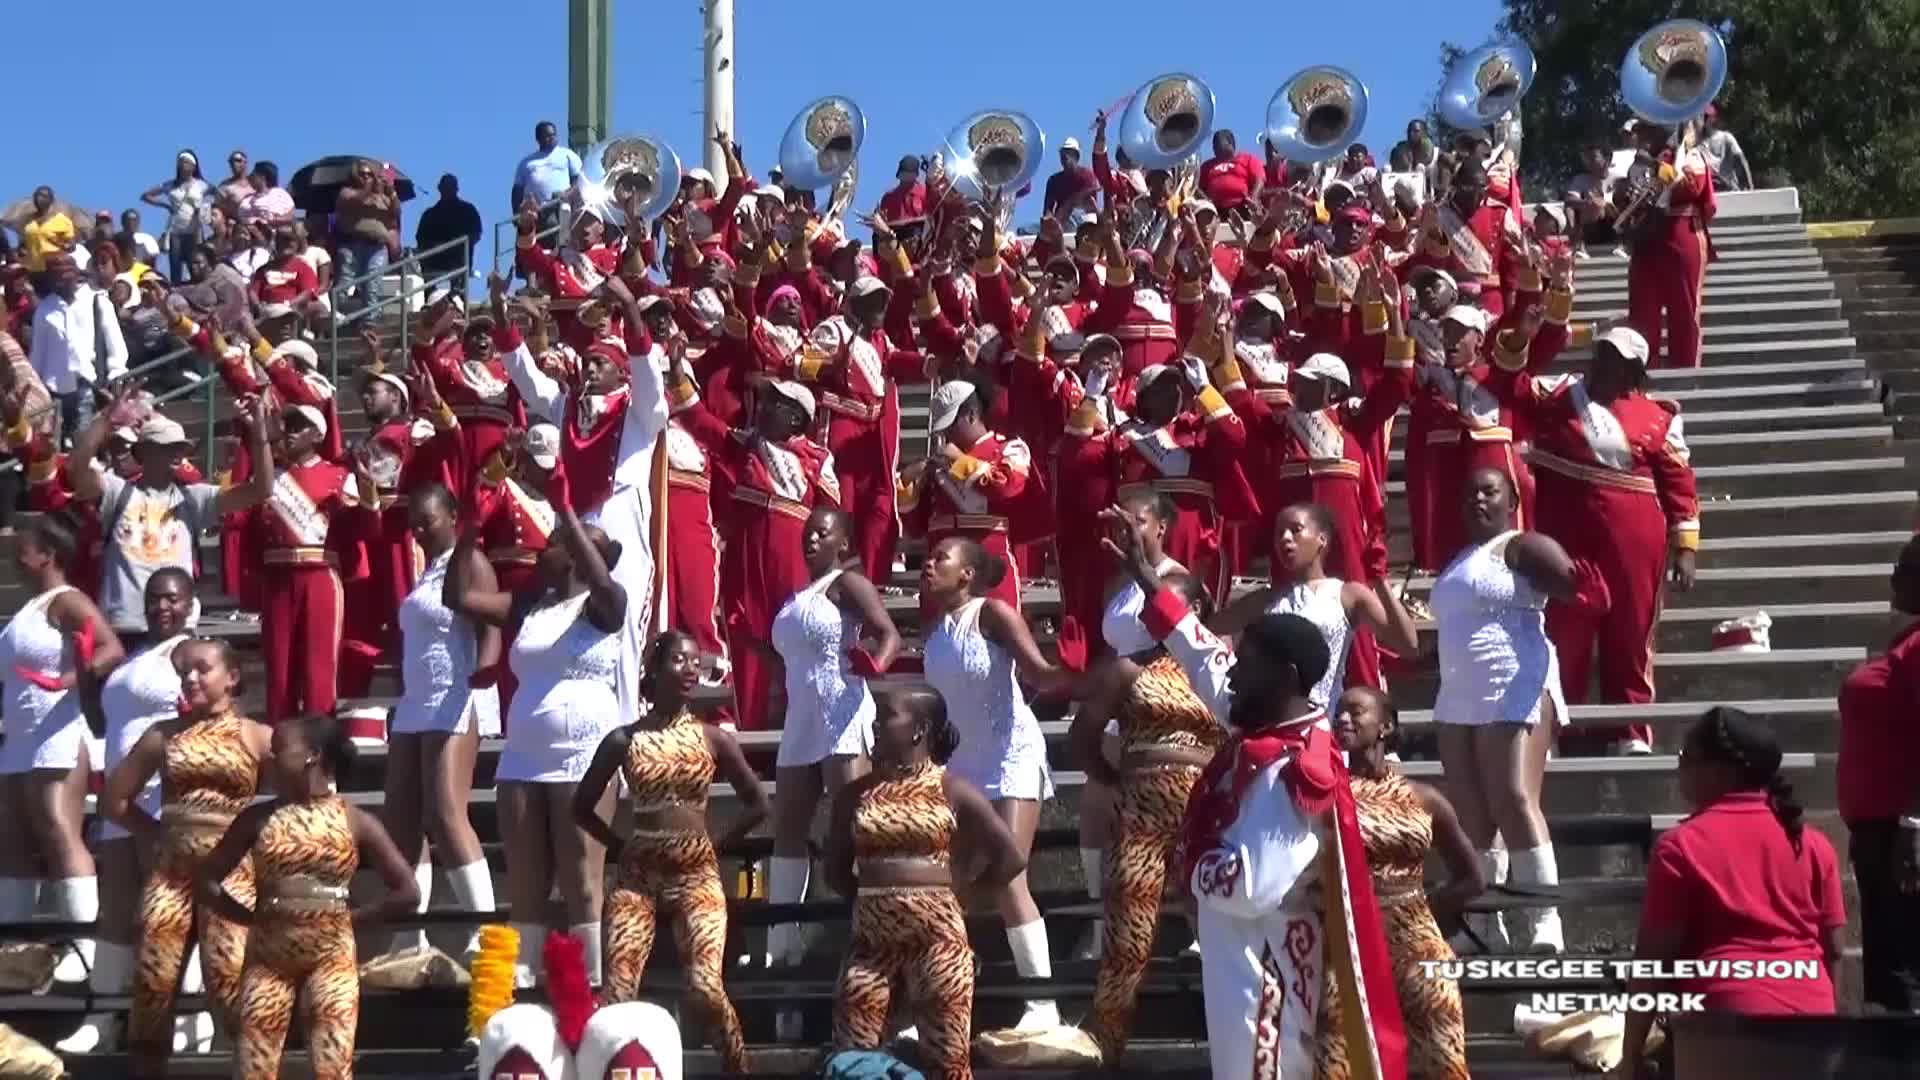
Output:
(1084, 654), (1224, 1063)
(130, 713), (260, 1064)
(1314, 772), (1470, 1080)
(603, 709), (748, 1074)
(235, 797), (360, 1080)
(833, 761), (975, 1080)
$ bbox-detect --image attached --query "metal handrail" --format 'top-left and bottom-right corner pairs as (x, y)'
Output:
(0, 341), (208, 476)
(490, 215), (565, 277)
(324, 233), (476, 387)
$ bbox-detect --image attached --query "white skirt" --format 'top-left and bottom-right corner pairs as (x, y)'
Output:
(775, 686), (875, 768)
(390, 684), (502, 738)
(0, 702), (88, 775)
(948, 722), (1054, 802)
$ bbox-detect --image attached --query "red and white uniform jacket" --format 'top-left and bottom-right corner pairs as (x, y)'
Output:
(416, 334), (525, 486)
(499, 321), (663, 515)
(1080, 261), (1180, 378)
(898, 431), (1034, 539)
(256, 458), (367, 576)
(1408, 277), (1572, 451)
(1490, 337), (1701, 552)
(1061, 383), (1258, 528)
(474, 476), (554, 588)
(1410, 199), (1526, 313)
(713, 429), (840, 639)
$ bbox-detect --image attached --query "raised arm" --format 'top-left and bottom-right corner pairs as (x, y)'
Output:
(490, 274), (566, 423)
(550, 468), (627, 634)
(213, 395), (274, 515)
(978, 597), (1069, 695)
(1104, 505), (1235, 722)
(1341, 578), (1420, 658)
(444, 520), (516, 628)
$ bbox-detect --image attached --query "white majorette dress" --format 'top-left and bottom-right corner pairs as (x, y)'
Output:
(392, 550), (502, 737)
(1431, 530), (1567, 728)
(498, 592), (622, 783)
(1263, 578), (1351, 711)
(0, 586), (88, 774)
(97, 633), (190, 842)
(770, 568), (874, 767)
(924, 597), (1053, 802)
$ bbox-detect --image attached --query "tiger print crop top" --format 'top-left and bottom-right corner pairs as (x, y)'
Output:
(1117, 655), (1225, 755)
(852, 761), (954, 867)
(621, 709), (714, 812)
(252, 797), (358, 910)
(163, 714), (260, 818)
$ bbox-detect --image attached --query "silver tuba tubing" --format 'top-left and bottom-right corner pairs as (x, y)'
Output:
(580, 134), (682, 227)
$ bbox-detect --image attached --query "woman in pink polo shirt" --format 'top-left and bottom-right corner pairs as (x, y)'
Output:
(1619, 706), (1845, 1077)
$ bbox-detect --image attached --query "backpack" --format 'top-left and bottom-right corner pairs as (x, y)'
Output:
(820, 1049), (925, 1080)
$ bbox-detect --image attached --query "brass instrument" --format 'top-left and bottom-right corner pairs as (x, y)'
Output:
(579, 135), (681, 227)
(779, 96), (866, 224)
(944, 109), (1046, 233)
(1613, 20), (1729, 248)
(1116, 73), (1215, 170)
(1438, 41), (1536, 134)
(1265, 66), (1370, 165)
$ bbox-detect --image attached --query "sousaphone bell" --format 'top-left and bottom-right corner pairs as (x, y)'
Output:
(944, 109), (1046, 203)
(778, 96), (867, 192)
(1439, 40), (1536, 132)
(1621, 18), (1728, 126)
(579, 134), (682, 227)
(1116, 73), (1215, 171)
(1265, 66), (1370, 164)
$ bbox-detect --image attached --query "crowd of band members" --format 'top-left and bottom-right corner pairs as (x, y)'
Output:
(0, 111), (1735, 1078)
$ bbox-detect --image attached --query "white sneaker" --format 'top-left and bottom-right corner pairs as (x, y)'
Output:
(892, 1025), (921, 1045)
(1573, 248), (1592, 260)
(55, 1014), (118, 1054)
(1015, 1000), (1061, 1031)
(1521, 907), (1566, 955)
(51, 947), (92, 985)
(1609, 738), (1653, 756)
(1185, 939), (1202, 956)
(1611, 246), (1629, 259)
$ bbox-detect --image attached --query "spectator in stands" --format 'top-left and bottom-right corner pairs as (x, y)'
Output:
(1042, 137), (1099, 221)
(1561, 144), (1619, 259)
(204, 203), (235, 257)
(140, 151), (210, 285)
(236, 161), (295, 228)
(1394, 119), (1441, 180)
(176, 244), (249, 326)
(416, 174), (483, 283)
(292, 219), (333, 314)
(336, 158), (401, 314)
(876, 155), (926, 227)
(224, 221), (270, 281)
(215, 149), (253, 215)
(114, 210), (159, 272)
(1699, 104), (1753, 193)
(29, 254), (125, 441)
(1837, 535), (1920, 1013)
(1334, 142), (1379, 191)
(17, 186), (74, 274)
(1621, 707), (1843, 1075)
(1198, 128), (1264, 219)
(250, 226), (320, 314)
(511, 120), (585, 215)
(120, 278), (187, 390)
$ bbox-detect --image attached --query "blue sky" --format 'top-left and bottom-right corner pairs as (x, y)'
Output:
(7, 0), (1499, 270)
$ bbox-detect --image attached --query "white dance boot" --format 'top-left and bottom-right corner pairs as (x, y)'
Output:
(47, 876), (98, 984)
(55, 940), (130, 1053)
(511, 921), (544, 988)
(1007, 920), (1061, 1030)
(447, 859), (496, 963)
(388, 858), (434, 955)
(765, 856), (810, 1042)
(1510, 845), (1565, 955)
(569, 921), (604, 988)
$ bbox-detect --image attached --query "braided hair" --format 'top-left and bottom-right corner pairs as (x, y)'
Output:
(1685, 706), (1804, 852)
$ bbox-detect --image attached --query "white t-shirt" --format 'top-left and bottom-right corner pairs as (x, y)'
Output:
(1700, 130), (1745, 188)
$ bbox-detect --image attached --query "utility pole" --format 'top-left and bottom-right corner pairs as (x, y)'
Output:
(703, 0), (734, 177)
(569, 0), (611, 153)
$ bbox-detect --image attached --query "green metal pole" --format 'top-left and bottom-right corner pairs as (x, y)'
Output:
(569, 0), (611, 154)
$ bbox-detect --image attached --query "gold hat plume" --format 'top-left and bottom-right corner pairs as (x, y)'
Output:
(466, 923), (520, 1037)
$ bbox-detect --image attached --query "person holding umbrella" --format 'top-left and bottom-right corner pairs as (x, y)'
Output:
(336, 159), (401, 315)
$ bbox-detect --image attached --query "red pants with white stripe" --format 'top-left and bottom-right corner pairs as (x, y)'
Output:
(666, 484), (731, 725)
(821, 413), (899, 583)
(260, 564), (343, 723)
(1536, 475), (1667, 746)
(1628, 217), (1709, 370)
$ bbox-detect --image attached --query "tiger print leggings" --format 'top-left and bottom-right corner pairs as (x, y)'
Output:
(834, 887), (975, 1080)
(604, 831), (748, 1074)
(235, 911), (359, 1080)
(129, 843), (254, 1069)
(1084, 761), (1204, 1063)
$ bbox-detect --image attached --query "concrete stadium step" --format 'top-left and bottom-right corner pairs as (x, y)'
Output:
(1693, 530), (1909, 568)
(1384, 455), (1903, 501)
(1634, 357), (1869, 389)
(1668, 402), (1892, 434)
(1696, 488), (1914, 535)
(1385, 426), (1896, 474)
(1574, 282), (1839, 313)
(1396, 562), (1889, 610)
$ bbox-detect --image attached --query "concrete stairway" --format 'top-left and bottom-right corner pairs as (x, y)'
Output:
(5, 189), (1902, 1077)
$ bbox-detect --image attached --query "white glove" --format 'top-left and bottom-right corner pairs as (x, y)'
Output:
(1084, 367), (1111, 400)
(1180, 353), (1210, 392)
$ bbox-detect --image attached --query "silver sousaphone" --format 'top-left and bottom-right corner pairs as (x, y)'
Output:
(579, 134), (682, 227)
(1621, 19), (1728, 126)
(944, 109), (1046, 231)
(779, 95), (867, 222)
(1116, 72), (1215, 171)
(1265, 65), (1370, 164)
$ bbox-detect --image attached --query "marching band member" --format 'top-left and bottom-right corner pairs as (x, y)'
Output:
(0, 516), (125, 994)
(195, 713), (420, 1080)
(255, 399), (379, 722)
(1410, 159), (1525, 319)
(711, 378), (841, 733)
(471, 425), (560, 718)
(1490, 320), (1699, 756)
(1624, 121), (1716, 370)
(798, 273), (926, 582)
(900, 374), (1034, 618)
(826, 689), (1028, 1080)
(412, 296), (523, 506)
(104, 636), (269, 1077)
(573, 631), (765, 1072)
(1105, 509), (1407, 1080)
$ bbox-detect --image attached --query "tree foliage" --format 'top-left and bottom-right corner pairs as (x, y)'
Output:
(1437, 0), (1920, 219)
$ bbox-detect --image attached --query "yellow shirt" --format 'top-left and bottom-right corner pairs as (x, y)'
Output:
(20, 212), (74, 272)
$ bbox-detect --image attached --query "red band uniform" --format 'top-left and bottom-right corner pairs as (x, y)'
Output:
(899, 385), (1033, 621)
(1626, 140), (1716, 370)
